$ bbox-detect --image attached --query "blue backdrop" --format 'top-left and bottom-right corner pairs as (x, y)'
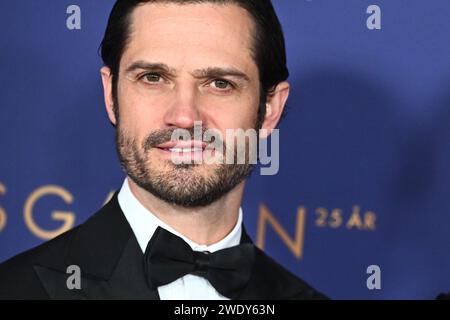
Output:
(1, 0), (449, 299)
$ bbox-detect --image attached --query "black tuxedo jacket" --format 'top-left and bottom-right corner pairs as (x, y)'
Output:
(0, 194), (327, 300)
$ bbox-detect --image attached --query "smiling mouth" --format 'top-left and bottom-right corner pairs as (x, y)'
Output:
(155, 140), (207, 153)
(164, 147), (203, 153)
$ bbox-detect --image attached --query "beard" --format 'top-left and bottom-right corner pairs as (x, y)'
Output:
(115, 124), (256, 208)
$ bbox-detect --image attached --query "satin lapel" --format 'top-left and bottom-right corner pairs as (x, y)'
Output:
(237, 227), (316, 300)
(33, 265), (87, 299)
(33, 193), (159, 300)
(79, 236), (159, 299)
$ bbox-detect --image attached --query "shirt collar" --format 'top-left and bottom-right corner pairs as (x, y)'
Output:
(118, 178), (243, 253)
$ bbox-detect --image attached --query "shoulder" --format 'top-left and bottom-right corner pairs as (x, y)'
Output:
(0, 193), (129, 299)
(250, 247), (329, 300)
(0, 226), (79, 299)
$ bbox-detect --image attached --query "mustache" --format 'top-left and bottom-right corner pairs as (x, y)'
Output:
(143, 126), (224, 151)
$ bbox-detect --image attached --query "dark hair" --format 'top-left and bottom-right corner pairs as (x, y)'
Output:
(100, 0), (289, 123)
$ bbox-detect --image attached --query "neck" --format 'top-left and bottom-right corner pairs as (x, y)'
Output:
(127, 177), (244, 245)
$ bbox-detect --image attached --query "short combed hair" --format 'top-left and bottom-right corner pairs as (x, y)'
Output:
(100, 0), (289, 122)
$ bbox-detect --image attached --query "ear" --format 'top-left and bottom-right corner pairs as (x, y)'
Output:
(259, 81), (290, 139)
(100, 66), (117, 126)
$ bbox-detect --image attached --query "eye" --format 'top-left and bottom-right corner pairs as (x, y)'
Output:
(141, 73), (163, 84)
(211, 79), (233, 90)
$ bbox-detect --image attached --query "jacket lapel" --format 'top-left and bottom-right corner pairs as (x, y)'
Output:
(237, 227), (323, 300)
(33, 193), (159, 299)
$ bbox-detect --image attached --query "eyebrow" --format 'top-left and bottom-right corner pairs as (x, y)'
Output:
(192, 67), (250, 83)
(124, 61), (250, 83)
(125, 61), (177, 76)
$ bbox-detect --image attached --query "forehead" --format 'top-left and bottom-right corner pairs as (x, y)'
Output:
(122, 2), (257, 72)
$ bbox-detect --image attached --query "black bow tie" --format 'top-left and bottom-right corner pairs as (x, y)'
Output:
(144, 226), (255, 299)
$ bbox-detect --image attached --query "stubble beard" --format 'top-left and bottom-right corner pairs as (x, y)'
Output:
(115, 124), (256, 208)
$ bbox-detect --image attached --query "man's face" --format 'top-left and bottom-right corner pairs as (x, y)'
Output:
(104, 3), (262, 207)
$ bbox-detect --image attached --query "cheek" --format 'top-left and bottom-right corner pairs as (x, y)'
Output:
(206, 95), (260, 132)
(117, 84), (167, 137)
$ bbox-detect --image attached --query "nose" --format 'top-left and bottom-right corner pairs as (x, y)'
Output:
(163, 82), (202, 129)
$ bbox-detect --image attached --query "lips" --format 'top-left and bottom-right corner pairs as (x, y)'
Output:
(155, 140), (207, 153)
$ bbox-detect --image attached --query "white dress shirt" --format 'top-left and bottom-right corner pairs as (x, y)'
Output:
(117, 178), (243, 300)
